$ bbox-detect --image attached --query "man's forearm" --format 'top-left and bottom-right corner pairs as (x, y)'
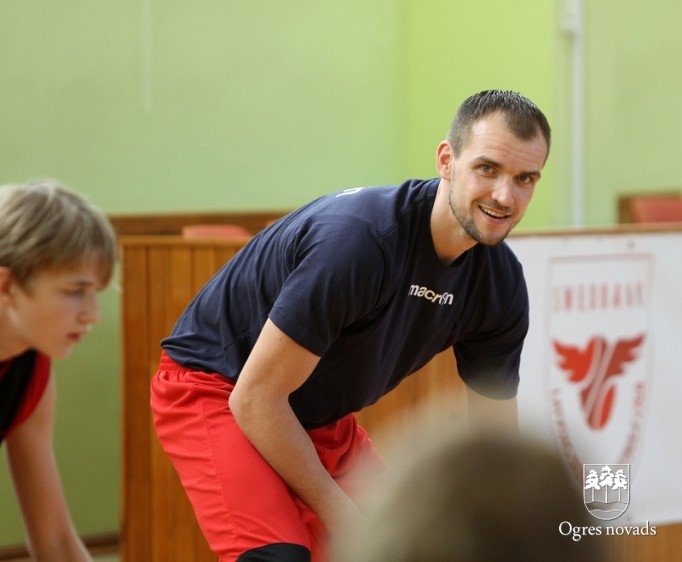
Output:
(230, 392), (359, 530)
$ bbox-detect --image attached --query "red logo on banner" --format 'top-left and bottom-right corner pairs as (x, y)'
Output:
(542, 254), (653, 479)
(553, 335), (645, 430)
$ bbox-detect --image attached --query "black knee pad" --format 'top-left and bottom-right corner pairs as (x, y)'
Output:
(236, 542), (311, 562)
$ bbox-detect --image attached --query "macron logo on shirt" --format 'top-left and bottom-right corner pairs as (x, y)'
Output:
(408, 284), (454, 305)
(336, 187), (366, 197)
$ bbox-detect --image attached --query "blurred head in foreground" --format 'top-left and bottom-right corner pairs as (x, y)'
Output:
(335, 428), (603, 562)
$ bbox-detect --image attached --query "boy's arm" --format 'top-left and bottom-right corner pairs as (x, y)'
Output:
(5, 375), (93, 562)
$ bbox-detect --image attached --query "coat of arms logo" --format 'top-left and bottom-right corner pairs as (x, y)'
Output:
(583, 464), (630, 520)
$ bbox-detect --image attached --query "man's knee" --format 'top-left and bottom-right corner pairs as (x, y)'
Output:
(236, 542), (311, 562)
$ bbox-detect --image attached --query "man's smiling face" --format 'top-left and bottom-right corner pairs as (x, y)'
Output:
(447, 111), (548, 246)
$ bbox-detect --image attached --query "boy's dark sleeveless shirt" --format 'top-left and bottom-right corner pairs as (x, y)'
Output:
(0, 350), (48, 443)
(163, 179), (529, 428)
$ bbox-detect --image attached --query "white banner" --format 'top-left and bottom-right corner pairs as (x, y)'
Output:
(508, 229), (682, 525)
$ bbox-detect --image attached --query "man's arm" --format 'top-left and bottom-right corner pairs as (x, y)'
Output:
(229, 319), (361, 531)
(465, 386), (518, 430)
(5, 376), (93, 562)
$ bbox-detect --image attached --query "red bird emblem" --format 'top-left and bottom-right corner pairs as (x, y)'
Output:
(552, 335), (645, 429)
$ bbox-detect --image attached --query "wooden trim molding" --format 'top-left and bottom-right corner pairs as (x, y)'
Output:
(0, 533), (119, 561)
(108, 210), (289, 237)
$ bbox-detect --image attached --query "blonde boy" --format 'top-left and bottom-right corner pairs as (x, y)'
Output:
(0, 180), (116, 562)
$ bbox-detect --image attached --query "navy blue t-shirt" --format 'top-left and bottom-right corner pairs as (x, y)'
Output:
(162, 178), (529, 428)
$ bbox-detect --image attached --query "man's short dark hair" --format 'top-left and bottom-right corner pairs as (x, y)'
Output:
(447, 90), (552, 161)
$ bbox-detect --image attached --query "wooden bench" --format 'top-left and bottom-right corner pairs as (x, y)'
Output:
(617, 192), (682, 223)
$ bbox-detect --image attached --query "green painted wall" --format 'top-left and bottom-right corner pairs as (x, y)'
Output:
(584, 0), (682, 225)
(399, 0), (562, 229)
(0, 1), (404, 213)
(3, 0), (680, 549)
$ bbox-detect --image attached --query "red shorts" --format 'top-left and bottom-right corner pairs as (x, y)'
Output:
(150, 351), (386, 562)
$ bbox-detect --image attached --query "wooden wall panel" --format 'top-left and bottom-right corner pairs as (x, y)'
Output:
(121, 238), (227, 562)
(120, 244), (153, 561)
(604, 523), (682, 561)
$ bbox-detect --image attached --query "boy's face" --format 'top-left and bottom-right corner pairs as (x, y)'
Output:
(6, 264), (102, 359)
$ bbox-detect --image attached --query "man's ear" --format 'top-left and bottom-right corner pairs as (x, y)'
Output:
(436, 140), (454, 180)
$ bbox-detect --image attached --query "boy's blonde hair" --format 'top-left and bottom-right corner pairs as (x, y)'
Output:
(0, 180), (116, 287)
